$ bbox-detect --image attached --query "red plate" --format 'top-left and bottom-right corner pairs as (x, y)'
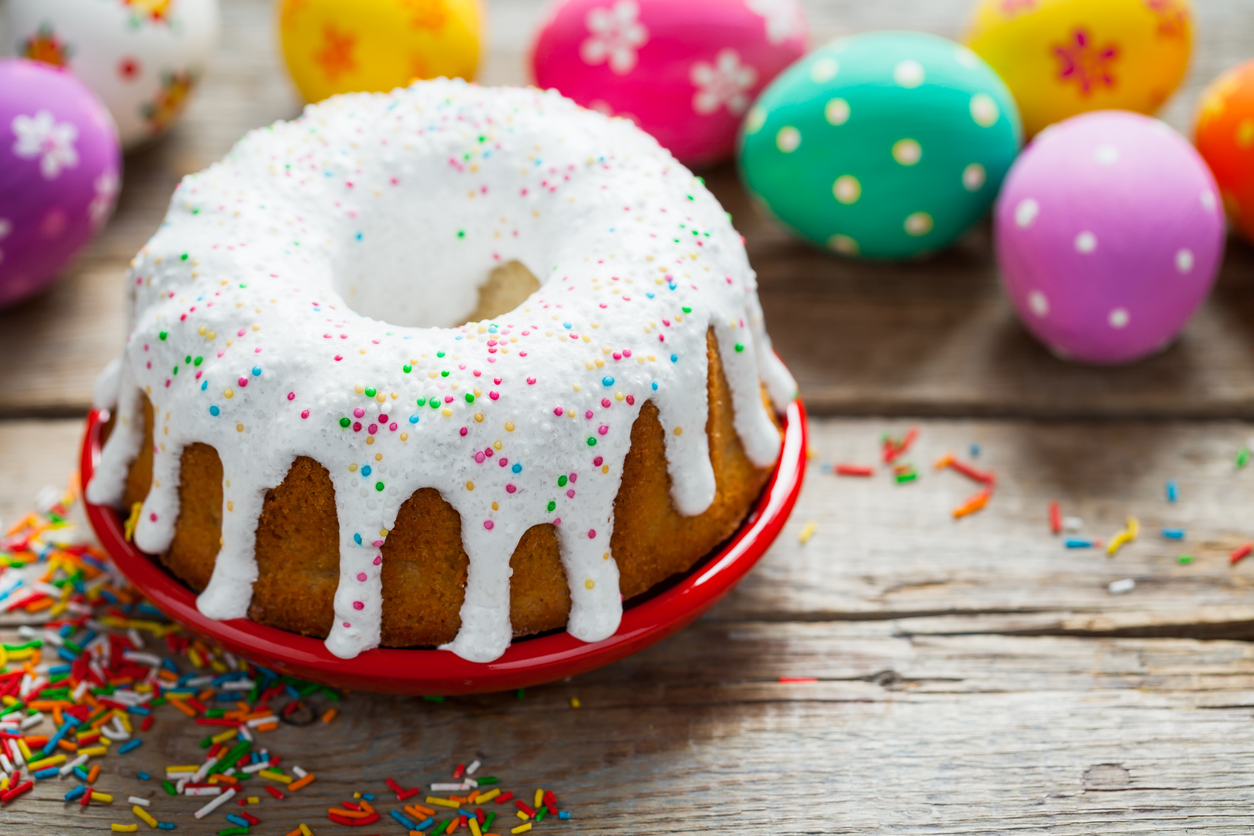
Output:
(81, 399), (807, 695)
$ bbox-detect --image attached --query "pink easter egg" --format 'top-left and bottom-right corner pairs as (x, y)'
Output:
(0, 58), (121, 308)
(995, 110), (1224, 365)
(531, 0), (807, 168)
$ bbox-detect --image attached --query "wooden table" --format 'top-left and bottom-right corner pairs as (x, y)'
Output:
(5, 0), (1254, 832)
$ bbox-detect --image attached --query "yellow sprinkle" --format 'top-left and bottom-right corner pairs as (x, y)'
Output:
(92, 791), (115, 803)
(28, 754), (66, 770)
(165, 766), (199, 773)
(112, 826), (139, 833)
(300, 825), (313, 836)
(236, 423), (244, 433)
(211, 728), (238, 744)
(534, 789), (544, 808)
(247, 797), (260, 804)
(258, 769), (292, 784)
(1127, 516), (1140, 539)
(584, 579), (594, 590)
(570, 697), (581, 708)
(505, 421), (515, 431)
(476, 789), (501, 803)
(79, 746), (108, 757)
(442, 408), (452, 416)
(124, 502), (143, 542)
(475, 413), (484, 422)
(516, 811), (530, 821)
(673, 426), (683, 436)
(224, 388), (234, 398)
(798, 520), (817, 544)
(493, 440), (502, 450)
(467, 481), (474, 491)
(470, 820), (483, 836)
(427, 797), (461, 809)
(400, 433), (409, 441)
(133, 805), (158, 828)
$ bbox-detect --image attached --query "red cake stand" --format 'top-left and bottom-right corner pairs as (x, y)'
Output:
(81, 399), (807, 695)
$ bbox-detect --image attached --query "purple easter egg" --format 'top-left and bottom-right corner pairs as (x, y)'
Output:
(995, 110), (1224, 365)
(0, 58), (121, 308)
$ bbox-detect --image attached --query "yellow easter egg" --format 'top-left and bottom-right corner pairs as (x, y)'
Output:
(279, 0), (483, 103)
(966, 0), (1192, 137)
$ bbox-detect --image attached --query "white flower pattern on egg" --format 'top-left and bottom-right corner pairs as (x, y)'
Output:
(691, 49), (758, 116)
(580, 1), (649, 75)
(89, 171), (120, 230)
(745, 0), (804, 46)
(12, 110), (80, 180)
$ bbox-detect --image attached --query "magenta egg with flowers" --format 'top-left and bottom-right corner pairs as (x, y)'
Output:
(0, 58), (121, 308)
(995, 110), (1225, 365)
(531, 0), (807, 168)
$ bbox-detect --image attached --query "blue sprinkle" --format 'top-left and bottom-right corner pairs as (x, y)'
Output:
(1166, 480), (1179, 502)
(670, 354), (678, 362)
(361, 465), (372, 477)
(563, 322), (572, 329)
(559, 811), (571, 820)
(362, 793), (374, 801)
(252, 366), (261, 376)
(651, 382), (659, 390)
(209, 405), (219, 416)
(119, 738), (143, 755)
(391, 810), (416, 829)
(57, 647), (77, 663)
(65, 785), (86, 801)
(225, 813), (249, 828)
(157, 824), (176, 831)
(128, 705), (151, 716)
(409, 414), (419, 424)
(413, 818), (434, 831)
(201, 381), (207, 391)
(73, 766), (90, 781)
(1065, 538), (1097, 549)
(602, 376), (614, 387)
(1162, 528), (1186, 540)
(137, 771), (151, 781)
(969, 443), (981, 457)
(646, 292), (655, 298)
(353, 533), (363, 545)
(33, 767), (59, 779)
(512, 463), (522, 473)
(355, 231), (363, 241)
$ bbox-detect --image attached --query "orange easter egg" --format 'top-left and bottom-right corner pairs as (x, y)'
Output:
(1194, 59), (1254, 242)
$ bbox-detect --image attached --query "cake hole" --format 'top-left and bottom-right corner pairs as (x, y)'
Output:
(466, 261), (542, 323)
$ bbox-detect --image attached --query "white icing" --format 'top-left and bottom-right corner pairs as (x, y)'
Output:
(87, 80), (796, 662)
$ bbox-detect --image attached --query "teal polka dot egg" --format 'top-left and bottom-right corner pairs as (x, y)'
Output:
(738, 31), (1022, 260)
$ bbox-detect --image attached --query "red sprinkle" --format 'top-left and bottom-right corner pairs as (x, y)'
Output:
(1049, 500), (1062, 535)
(834, 464), (874, 477)
(1231, 543), (1253, 565)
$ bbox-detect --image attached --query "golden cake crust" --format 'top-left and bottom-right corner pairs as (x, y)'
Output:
(112, 330), (776, 646)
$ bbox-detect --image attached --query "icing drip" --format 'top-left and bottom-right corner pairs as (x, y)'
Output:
(88, 80), (797, 662)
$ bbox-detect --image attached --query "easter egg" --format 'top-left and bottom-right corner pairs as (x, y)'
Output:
(966, 0), (1193, 138)
(531, 0), (807, 167)
(1194, 59), (1254, 244)
(996, 111), (1223, 365)
(279, 0), (483, 104)
(0, 59), (121, 308)
(737, 31), (1021, 260)
(1, 0), (220, 150)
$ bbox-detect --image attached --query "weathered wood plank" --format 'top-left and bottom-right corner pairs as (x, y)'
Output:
(7, 620), (1254, 833)
(3, 0), (1254, 419)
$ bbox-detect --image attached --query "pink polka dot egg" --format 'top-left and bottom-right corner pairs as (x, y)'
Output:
(995, 110), (1224, 364)
(531, 0), (808, 167)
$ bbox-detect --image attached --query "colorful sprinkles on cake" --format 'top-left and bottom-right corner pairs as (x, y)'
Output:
(0, 482), (573, 834)
(88, 79), (795, 663)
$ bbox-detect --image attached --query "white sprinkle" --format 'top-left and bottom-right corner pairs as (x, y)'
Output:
(1074, 231), (1097, 253)
(893, 59), (925, 88)
(1028, 290), (1049, 318)
(466, 759), (481, 776)
(194, 787), (235, 817)
(192, 756), (218, 783)
(1175, 248), (1194, 273)
(129, 796), (150, 807)
(291, 765), (308, 779)
(59, 754), (89, 776)
(1108, 308), (1129, 329)
(241, 760), (272, 774)
(1108, 578), (1136, 595)
(184, 786), (223, 797)
(1015, 198), (1039, 228)
(1063, 516), (1083, 532)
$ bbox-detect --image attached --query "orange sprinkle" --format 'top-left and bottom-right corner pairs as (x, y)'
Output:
(406, 804), (436, 818)
(289, 774), (316, 792)
(168, 698), (196, 718)
(953, 488), (992, 519)
(328, 808), (372, 818)
(320, 708), (338, 724)
(255, 722), (278, 732)
(87, 764), (100, 784)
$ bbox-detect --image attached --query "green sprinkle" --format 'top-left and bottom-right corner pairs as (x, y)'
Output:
(416, 398), (426, 406)
(465, 393), (474, 403)
(159, 331), (168, 341)
(440, 370), (449, 377)
(375, 482), (384, 491)
(734, 343), (745, 352)
(587, 437), (597, 446)
(436, 351), (445, 358)
(547, 500), (556, 512)
(557, 475), (568, 487)
(456, 230), (465, 239)
(430, 399), (440, 409)
(193, 356), (203, 366)
(339, 417), (351, 428)
(180, 253), (188, 261)
(895, 472), (918, 484)
(1178, 554), (1194, 564)
(184, 355), (192, 364)
(163, 780), (176, 796)
(403, 364), (412, 373)
(1238, 447), (1250, 468)
(364, 387), (376, 397)
(422, 695), (445, 703)
(681, 306), (692, 313)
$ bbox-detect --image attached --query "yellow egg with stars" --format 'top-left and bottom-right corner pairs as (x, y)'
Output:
(965, 0), (1192, 137)
(279, 0), (483, 103)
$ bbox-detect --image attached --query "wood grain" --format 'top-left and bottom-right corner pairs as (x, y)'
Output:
(3, 0), (1254, 418)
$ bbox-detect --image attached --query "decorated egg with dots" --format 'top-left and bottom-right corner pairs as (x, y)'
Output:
(531, 0), (808, 168)
(1194, 59), (1254, 244)
(0, 59), (121, 308)
(996, 110), (1224, 365)
(738, 31), (1021, 260)
(966, 0), (1193, 138)
(1, 0), (220, 150)
(279, 0), (483, 104)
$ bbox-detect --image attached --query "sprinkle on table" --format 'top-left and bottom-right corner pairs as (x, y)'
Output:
(798, 520), (817, 544)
